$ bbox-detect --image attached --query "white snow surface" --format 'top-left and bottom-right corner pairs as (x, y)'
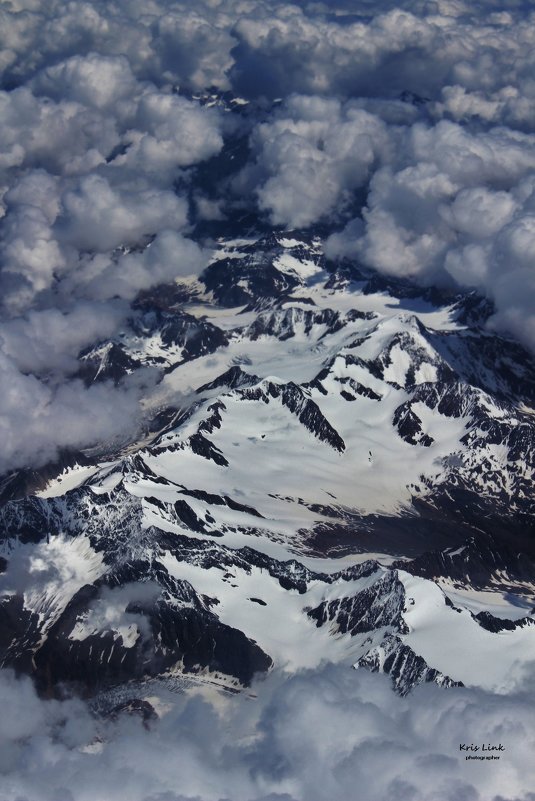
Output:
(161, 553), (381, 671)
(37, 464), (101, 498)
(400, 572), (535, 692)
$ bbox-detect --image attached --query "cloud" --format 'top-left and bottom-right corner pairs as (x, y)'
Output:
(0, 85), (119, 175)
(326, 120), (535, 351)
(66, 231), (208, 303)
(0, 6), (229, 476)
(0, 354), (144, 473)
(229, 3), (535, 105)
(0, 303), (127, 375)
(71, 582), (163, 645)
(124, 90), (224, 178)
(2, 1), (535, 114)
(0, 9), (535, 800)
(0, 159), (208, 474)
(32, 52), (139, 110)
(0, 664), (534, 801)
(152, 9), (235, 90)
(243, 95), (391, 227)
(57, 175), (189, 253)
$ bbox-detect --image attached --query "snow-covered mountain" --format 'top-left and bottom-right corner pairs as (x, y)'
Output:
(1, 232), (534, 703)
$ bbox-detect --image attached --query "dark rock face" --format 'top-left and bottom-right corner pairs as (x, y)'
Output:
(0, 595), (42, 674)
(429, 326), (535, 406)
(31, 575), (272, 694)
(368, 328), (452, 390)
(306, 569), (466, 695)
(179, 487), (263, 519)
(197, 366), (260, 393)
(308, 354), (384, 401)
(110, 698), (158, 728)
(173, 500), (208, 532)
(79, 309), (230, 377)
(201, 233), (315, 308)
(393, 535), (535, 594)
(0, 493), (65, 546)
(0, 528), (274, 694)
(188, 433), (229, 466)
(355, 634), (463, 696)
(79, 343), (140, 385)
(308, 571), (408, 636)
(133, 281), (202, 314)
(160, 314), (228, 354)
(243, 307), (371, 341)
(0, 450), (90, 504)
(472, 611), (534, 633)
(239, 381), (346, 452)
(393, 404), (434, 447)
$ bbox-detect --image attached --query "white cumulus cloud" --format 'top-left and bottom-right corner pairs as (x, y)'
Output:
(0, 664), (534, 801)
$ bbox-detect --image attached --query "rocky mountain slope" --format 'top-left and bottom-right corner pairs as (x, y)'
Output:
(1, 232), (534, 703)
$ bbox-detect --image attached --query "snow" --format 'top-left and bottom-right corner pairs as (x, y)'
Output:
(151, 310), (371, 402)
(88, 464), (123, 494)
(291, 281), (463, 332)
(411, 401), (470, 443)
(439, 584), (535, 620)
(415, 362), (438, 383)
(141, 318), (471, 526)
(382, 343), (413, 386)
(137, 325), (471, 543)
(273, 252), (324, 281)
(161, 551), (384, 671)
(37, 464), (101, 498)
(279, 237), (306, 248)
(70, 619), (140, 648)
(74, 234), (528, 564)
(399, 572), (535, 692)
(208, 240), (256, 260)
(186, 304), (257, 330)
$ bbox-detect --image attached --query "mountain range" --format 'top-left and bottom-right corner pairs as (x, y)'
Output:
(1, 226), (534, 707)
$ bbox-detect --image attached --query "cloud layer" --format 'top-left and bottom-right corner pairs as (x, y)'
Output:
(0, 10), (226, 473)
(1, 663), (534, 801)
